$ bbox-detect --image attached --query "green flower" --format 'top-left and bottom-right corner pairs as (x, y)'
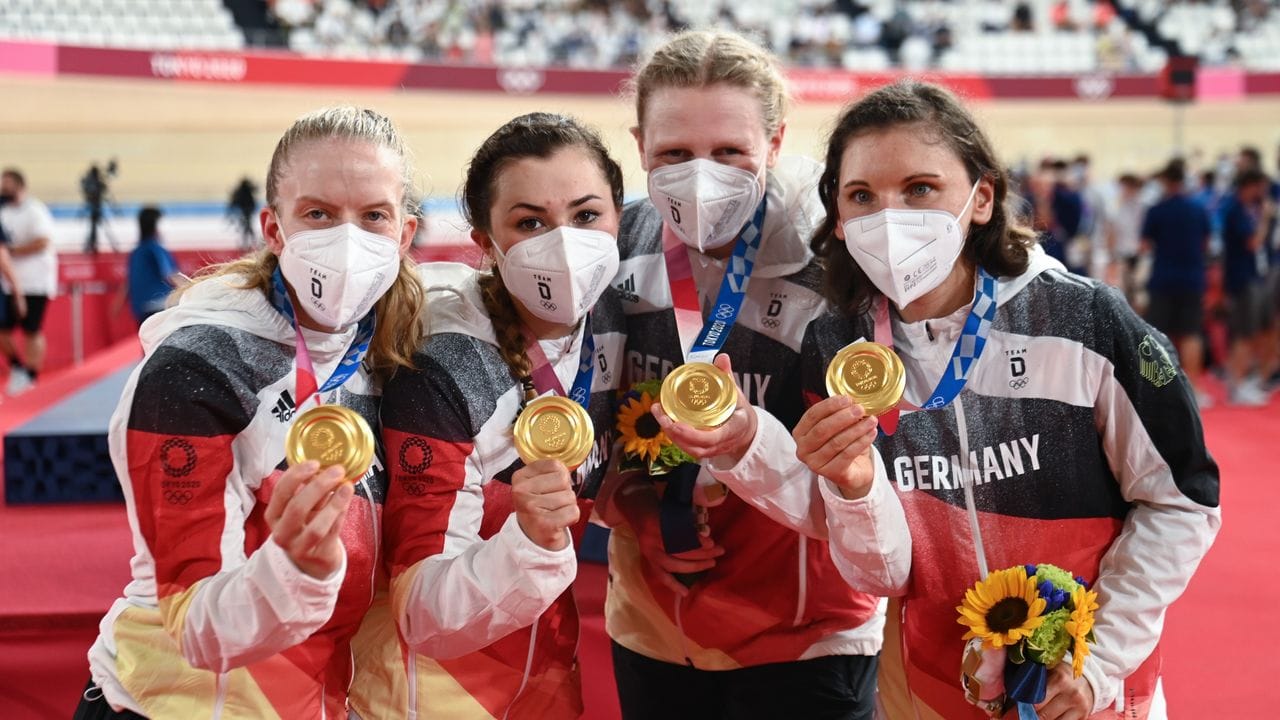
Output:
(633, 379), (663, 397)
(1033, 564), (1081, 594)
(658, 441), (696, 467)
(1025, 608), (1072, 668)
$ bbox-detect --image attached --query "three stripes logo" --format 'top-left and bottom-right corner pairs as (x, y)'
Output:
(271, 390), (296, 423)
(615, 273), (640, 303)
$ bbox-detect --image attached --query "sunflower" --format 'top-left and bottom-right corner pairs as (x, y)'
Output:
(617, 391), (667, 464)
(1066, 585), (1099, 678)
(957, 566), (1049, 650)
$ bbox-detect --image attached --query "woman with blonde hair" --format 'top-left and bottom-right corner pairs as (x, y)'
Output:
(600, 29), (885, 720)
(76, 105), (425, 719)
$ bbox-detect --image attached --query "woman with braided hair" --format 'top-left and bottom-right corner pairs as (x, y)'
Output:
(380, 112), (626, 718)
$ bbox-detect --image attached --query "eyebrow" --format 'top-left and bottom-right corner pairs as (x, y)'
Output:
(295, 196), (395, 210)
(842, 173), (944, 189)
(507, 194), (603, 213)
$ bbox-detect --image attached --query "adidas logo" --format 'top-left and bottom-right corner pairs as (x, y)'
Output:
(271, 390), (296, 423)
(616, 274), (640, 303)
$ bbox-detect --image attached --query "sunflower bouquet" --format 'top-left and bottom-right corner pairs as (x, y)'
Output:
(615, 379), (696, 475)
(956, 564), (1099, 718)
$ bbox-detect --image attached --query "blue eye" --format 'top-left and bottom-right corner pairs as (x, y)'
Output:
(910, 184), (933, 197)
(852, 190), (872, 204)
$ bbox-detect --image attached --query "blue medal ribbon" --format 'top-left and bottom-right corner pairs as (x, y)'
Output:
(685, 197), (767, 362)
(659, 200), (767, 561)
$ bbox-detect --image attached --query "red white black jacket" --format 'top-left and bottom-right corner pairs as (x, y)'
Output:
(380, 263), (626, 719)
(711, 248), (1220, 719)
(87, 274), (387, 718)
(601, 157), (885, 669)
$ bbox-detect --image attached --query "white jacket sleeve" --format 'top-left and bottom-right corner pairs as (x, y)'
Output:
(1081, 290), (1221, 713)
(178, 539), (345, 672)
(708, 406), (912, 597)
(706, 407), (829, 537)
(397, 512), (576, 660)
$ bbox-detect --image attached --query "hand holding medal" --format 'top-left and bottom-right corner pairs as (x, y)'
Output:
(788, 342), (904, 500)
(650, 354), (758, 465)
(510, 397), (592, 551)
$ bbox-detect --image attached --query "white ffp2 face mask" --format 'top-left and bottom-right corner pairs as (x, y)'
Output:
(647, 158), (764, 252)
(841, 181), (981, 309)
(495, 226), (620, 325)
(278, 222), (402, 328)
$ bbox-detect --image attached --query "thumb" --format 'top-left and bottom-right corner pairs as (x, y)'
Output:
(713, 352), (735, 378)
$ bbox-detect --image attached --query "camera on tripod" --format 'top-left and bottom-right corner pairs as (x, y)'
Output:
(81, 158), (120, 253)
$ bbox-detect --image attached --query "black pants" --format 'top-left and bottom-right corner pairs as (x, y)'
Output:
(612, 641), (878, 720)
(72, 680), (147, 720)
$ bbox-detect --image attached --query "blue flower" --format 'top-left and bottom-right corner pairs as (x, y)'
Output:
(1037, 580), (1069, 612)
(1075, 576), (1089, 590)
(1025, 564), (1038, 578)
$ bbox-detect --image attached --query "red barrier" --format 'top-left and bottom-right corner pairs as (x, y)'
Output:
(2, 40), (1280, 101)
(19, 245), (475, 375)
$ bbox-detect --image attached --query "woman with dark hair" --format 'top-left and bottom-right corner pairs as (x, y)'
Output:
(380, 112), (626, 719)
(657, 81), (1219, 720)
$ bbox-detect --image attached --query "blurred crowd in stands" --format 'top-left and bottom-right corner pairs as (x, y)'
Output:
(266, 0), (1279, 72)
(1012, 143), (1280, 406)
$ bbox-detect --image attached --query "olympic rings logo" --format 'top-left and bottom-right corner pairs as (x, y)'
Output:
(714, 304), (735, 320)
(163, 489), (193, 505)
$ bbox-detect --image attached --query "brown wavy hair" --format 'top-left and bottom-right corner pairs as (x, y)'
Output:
(179, 106), (426, 378)
(461, 112), (624, 400)
(812, 81), (1037, 315)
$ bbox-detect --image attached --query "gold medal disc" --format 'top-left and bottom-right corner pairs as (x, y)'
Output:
(659, 362), (737, 430)
(285, 404), (375, 483)
(513, 395), (595, 470)
(825, 341), (906, 416)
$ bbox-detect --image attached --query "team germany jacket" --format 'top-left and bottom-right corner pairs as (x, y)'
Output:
(711, 248), (1220, 719)
(87, 274), (388, 719)
(380, 263), (626, 719)
(602, 157), (885, 670)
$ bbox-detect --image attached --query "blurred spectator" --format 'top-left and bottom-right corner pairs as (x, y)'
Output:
(1219, 169), (1276, 405)
(227, 177), (259, 250)
(1034, 158), (1087, 274)
(1141, 159), (1214, 403)
(0, 168), (55, 396)
(1072, 153), (1109, 278)
(1012, 2), (1036, 31)
(1107, 172), (1148, 307)
(121, 206), (182, 325)
(0, 204), (24, 351)
(1192, 169), (1226, 254)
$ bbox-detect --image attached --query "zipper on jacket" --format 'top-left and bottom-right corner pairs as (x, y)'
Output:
(406, 651), (418, 720)
(954, 398), (990, 578)
(213, 671), (228, 720)
(673, 596), (695, 666)
(503, 611), (541, 720)
(792, 533), (808, 626)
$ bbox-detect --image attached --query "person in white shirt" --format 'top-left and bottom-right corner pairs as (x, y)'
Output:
(0, 168), (56, 395)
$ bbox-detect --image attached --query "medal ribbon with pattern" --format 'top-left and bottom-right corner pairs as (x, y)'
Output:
(873, 267), (998, 434)
(521, 313), (596, 409)
(270, 267), (376, 408)
(662, 197), (767, 362)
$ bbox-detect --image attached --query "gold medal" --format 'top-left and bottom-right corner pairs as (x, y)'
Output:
(659, 362), (737, 430)
(513, 395), (595, 470)
(285, 404), (376, 483)
(825, 341), (906, 416)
